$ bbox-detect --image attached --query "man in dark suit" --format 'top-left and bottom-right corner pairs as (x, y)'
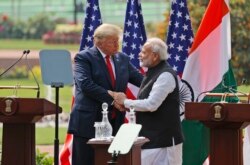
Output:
(67, 23), (143, 165)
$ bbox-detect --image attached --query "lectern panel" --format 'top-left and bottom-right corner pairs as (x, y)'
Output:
(185, 102), (249, 165)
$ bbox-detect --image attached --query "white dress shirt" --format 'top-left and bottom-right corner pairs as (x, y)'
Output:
(124, 72), (175, 111)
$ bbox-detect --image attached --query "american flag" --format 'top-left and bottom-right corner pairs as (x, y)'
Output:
(59, 0), (102, 164)
(79, 0), (102, 51)
(166, 0), (194, 77)
(122, 0), (147, 99)
(122, 0), (147, 71)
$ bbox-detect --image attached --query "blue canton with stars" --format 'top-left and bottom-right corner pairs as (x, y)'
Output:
(166, 0), (194, 77)
(79, 0), (102, 51)
(122, 0), (147, 69)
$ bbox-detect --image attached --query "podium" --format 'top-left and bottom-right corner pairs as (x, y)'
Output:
(87, 138), (149, 165)
(185, 102), (250, 165)
(0, 97), (61, 165)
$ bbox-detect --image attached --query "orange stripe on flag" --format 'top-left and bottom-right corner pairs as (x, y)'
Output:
(189, 0), (229, 54)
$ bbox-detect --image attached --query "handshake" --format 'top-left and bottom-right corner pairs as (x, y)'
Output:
(108, 90), (128, 111)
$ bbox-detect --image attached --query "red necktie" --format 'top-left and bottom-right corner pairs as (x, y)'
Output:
(105, 55), (116, 119)
(105, 55), (115, 88)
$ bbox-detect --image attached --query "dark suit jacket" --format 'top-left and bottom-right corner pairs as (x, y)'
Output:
(68, 46), (143, 138)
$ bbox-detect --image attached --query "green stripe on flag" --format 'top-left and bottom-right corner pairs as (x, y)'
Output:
(182, 120), (209, 165)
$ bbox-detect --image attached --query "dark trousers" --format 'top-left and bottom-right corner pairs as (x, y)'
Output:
(110, 110), (125, 136)
(72, 135), (94, 165)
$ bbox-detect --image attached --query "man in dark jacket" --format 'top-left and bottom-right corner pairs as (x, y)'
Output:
(67, 23), (143, 165)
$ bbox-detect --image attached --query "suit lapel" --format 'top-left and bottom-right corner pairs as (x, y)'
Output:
(113, 54), (121, 91)
(93, 47), (114, 89)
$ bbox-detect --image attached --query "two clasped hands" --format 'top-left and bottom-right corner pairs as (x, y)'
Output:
(108, 91), (128, 111)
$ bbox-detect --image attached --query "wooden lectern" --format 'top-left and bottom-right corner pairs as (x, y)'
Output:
(185, 102), (250, 165)
(0, 97), (61, 165)
(88, 138), (149, 165)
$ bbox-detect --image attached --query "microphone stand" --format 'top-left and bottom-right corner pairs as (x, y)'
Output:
(25, 51), (40, 98)
(107, 151), (120, 165)
(0, 86), (39, 98)
(204, 92), (250, 103)
(196, 80), (240, 102)
(51, 82), (64, 165)
(0, 86), (39, 90)
(0, 50), (28, 78)
(0, 50), (40, 98)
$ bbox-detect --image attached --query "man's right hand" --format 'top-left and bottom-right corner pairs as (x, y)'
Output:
(108, 90), (128, 111)
(113, 92), (127, 105)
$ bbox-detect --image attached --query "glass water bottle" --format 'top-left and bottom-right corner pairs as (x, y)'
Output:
(101, 102), (113, 139)
(129, 105), (136, 124)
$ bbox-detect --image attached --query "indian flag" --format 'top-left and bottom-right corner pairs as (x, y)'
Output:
(183, 0), (234, 100)
(182, 0), (237, 164)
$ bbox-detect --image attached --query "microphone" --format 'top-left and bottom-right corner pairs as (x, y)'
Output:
(241, 78), (247, 85)
(26, 49), (30, 54)
(219, 78), (248, 103)
(196, 78), (249, 103)
(195, 90), (212, 102)
(25, 50), (40, 98)
(227, 78), (248, 103)
(195, 78), (229, 102)
(195, 78), (236, 102)
(0, 50), (28, 77)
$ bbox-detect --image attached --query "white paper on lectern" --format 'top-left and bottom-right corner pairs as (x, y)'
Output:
(108, 124), (142, 154)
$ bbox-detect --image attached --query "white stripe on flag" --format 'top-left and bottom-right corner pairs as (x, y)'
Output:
(183, 0), (230, 101)
(183, 22), (229, 100)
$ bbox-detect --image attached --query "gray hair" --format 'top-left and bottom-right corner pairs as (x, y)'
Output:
(93, 23), (121, 41)
(146, 38), (169, 60)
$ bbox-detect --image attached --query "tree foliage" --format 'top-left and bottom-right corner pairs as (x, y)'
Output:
(230, 0), (250, 83)
(0, 13), (56, 39)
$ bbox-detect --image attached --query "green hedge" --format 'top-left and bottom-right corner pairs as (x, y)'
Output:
(0, 13), (56, 39)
